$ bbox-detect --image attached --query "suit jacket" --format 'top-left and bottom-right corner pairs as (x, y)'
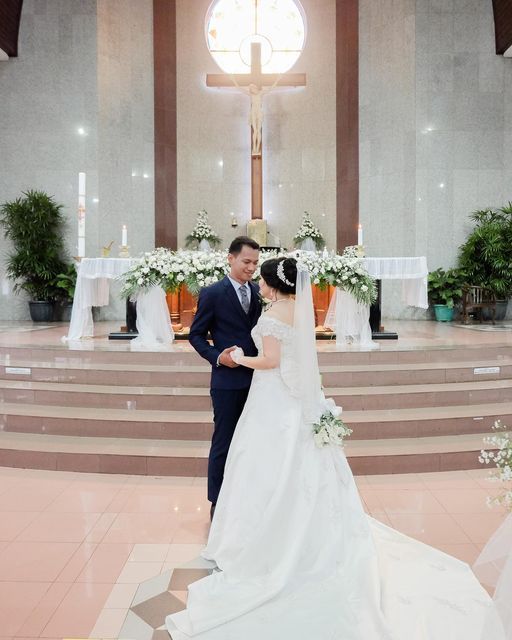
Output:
(189, 277), (262, 390)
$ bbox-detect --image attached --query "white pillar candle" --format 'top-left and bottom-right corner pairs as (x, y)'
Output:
(77, 172), (86, 257)
(122, 224), (128, 246)
(357, 223), (363, 246)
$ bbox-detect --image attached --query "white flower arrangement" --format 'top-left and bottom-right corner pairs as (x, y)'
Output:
(479, 420), (512, 510)
(312, 400), (352, 448)
(293, 211), (326, 250)
(185, 210), (221, 249)
(292, 246), (377, 306)
(120, 247), (178, 298)
(120, 247), (376, 307)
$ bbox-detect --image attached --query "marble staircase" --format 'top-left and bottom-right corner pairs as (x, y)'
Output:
(0, 342), (509, 475)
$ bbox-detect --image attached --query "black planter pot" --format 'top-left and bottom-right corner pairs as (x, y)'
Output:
(29, 301), (55, 322)
(482, 300), (508, 322)
(56, 302), (73, 322)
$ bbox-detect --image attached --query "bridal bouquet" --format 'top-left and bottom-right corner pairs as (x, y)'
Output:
(312, 399), (352, 448)
(293, 211), (325, 250)
(185, 210), (221, 250)
(479, 420), (512, 510)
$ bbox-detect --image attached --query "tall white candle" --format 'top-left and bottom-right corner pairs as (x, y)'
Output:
(77, 172), (86, 257)
(122, 225), (128, 246)
(357, 223), (363, 246)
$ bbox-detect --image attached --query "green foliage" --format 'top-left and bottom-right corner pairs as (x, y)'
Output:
(457, 204), (512, 300)
(428, 267), (465, 309)
(0, 190), (68, 301)
(54, 263), (77, 302)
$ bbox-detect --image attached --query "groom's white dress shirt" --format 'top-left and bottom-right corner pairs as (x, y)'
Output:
(227, 275), (252, 306)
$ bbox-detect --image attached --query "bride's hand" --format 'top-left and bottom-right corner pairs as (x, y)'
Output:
(230, 347), (244, 364)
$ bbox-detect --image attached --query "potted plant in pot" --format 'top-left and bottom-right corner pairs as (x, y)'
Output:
(428, 267), (465, 322)
(0, 190), (68, 322)
(458, 204), (512, 321)
(54, 263), (77, 322)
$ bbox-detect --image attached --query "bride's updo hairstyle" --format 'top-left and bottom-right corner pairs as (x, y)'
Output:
(260, 257), (297, 295)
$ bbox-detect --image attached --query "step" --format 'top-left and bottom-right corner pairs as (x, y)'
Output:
(1, 341), (512, 367)
(1, 378), (511, 411)
(0, 400), (510, 440)
(0, 431), (494, 476)
(2, 357), (511, 388)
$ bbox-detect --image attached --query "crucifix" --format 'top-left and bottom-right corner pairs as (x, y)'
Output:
(206, 42), (306, 232)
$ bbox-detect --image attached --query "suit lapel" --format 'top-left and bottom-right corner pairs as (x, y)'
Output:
(248, 281), (261, 322)
(223, 277), (250, 325)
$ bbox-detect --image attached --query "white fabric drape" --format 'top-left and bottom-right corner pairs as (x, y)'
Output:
(64, 258), (139, 341)
(325, 288), (376, 348)
(363, 256), (429, 309)
(324, 256), (429, 348)
(130, 286), (174, 350)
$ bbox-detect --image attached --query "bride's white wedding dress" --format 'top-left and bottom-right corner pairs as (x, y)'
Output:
(166, 314), (505, 640)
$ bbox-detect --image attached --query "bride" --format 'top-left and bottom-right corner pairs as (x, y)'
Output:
(166, 257), (506, 640)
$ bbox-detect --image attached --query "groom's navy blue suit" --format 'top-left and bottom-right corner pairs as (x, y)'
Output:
(189, 276), (261, 504)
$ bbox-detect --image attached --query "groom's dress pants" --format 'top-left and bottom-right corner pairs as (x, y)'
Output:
(208, 387), (250, 504)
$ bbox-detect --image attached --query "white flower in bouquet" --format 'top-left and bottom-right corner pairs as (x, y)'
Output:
(479, 420), (512, 509)
(312, 403), (352, 448)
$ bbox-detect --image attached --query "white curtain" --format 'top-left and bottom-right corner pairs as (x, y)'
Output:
(130, 286), (174, 350)
(325, 288), (377, 348)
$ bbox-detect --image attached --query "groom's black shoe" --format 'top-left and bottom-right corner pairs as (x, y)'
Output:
(210, 503), (216, 521)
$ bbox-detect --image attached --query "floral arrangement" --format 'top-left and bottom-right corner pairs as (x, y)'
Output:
(479, 420), (512, 510)
(120, 248), (230, 298)
(293, 211), (325, 250)
(119, 247), (376, 307)
(185, 210), (221, 249)
(312, 401), (352, 448)
(120, 248), (178, 299)
(294, 246), (377, 306)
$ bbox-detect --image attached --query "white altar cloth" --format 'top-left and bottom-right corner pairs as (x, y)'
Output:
(363, 256), (429, 309)
(64, 258), (174, 346)
(325, 256), (429, 348)
(64, 258), (139, 341)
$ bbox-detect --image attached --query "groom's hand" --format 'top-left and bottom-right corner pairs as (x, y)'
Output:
(219, 346), (239, 368)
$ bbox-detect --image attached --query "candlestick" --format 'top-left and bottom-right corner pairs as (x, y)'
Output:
(77, 172), (86, 258)
(357, 223), (363, 246)
(122, 225), (128, 246)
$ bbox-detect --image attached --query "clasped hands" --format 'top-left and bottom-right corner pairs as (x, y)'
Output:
(218, 346), (245, 367)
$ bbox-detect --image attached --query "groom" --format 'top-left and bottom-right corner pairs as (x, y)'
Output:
(189, 236), (261, 519)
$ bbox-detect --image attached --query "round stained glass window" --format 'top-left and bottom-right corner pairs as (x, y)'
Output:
(206, 0), (307, 75)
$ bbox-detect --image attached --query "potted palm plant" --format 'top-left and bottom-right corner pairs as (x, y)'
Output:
(0, 190), (68, 321)
(428, 268), (465, 322)
(54, 263), (77, 321)
(458, 204), (512, 321)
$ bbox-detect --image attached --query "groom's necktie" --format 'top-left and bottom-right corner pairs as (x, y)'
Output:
(239, 284), (250, 314)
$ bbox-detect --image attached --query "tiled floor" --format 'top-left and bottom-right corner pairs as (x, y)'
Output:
(0, 466), (507, 639)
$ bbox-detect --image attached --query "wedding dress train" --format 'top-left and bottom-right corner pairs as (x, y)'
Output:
(166, 315), (504, 640)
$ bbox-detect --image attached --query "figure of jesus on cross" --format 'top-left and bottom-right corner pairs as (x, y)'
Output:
(207, 41), (306, 221)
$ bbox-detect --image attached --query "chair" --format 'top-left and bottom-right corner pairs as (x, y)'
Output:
(461, 286), (496, 324)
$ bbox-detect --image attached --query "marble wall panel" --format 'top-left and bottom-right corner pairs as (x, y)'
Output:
(0, 0), (153, 321)
(360, 0), (512, 318)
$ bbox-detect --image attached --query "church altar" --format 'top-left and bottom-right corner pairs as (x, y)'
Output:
(325, 256), (429, 347)
(63, 253), (428, 346)
(63, 257), (173, 348)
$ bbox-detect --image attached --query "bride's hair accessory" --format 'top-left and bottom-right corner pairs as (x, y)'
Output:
(277, 260), (294, 287)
